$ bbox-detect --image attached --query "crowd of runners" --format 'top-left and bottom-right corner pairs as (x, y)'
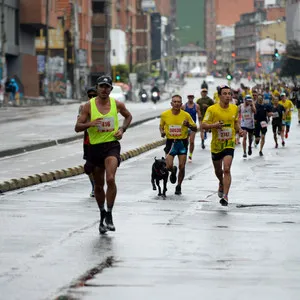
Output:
(75, 75), (299, 234)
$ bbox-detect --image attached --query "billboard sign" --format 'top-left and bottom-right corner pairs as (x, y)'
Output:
(141, 0), (156, 12)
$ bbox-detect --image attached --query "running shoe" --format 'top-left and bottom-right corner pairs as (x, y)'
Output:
(105, 212), (116, 231)
(259, 151), (263, 156)
(170, 166), (177, 184)
(175, 185), (182, 195)
(188, 156), (192, 163)
(90, 190), (95, 197)
(275, 143), (278, 148)
(282, 141), (285, 147)
(99, 210), (107, 234)
(243, 153), (247, 158)
(248, 147), (252, 156)
(219, 197), (228, 206)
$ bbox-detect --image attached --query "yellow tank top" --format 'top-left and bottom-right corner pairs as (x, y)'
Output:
(87, 97), (119, 145)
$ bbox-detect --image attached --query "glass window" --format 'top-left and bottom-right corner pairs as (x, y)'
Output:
(92, 1), (105, 13)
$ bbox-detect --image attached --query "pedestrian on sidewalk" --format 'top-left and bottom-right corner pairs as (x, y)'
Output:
(77, 86), (98, 197)
(75, 75), (132, 234)
(202, 85), (243, 206)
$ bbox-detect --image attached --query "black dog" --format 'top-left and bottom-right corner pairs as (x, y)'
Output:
(151, 157), (168, 197)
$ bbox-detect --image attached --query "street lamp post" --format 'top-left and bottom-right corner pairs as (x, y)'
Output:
(1, 0), (6, 83)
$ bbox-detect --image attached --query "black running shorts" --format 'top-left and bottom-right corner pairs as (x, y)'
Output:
(211, 148), (234, 161)
(88, 141), (121, 168)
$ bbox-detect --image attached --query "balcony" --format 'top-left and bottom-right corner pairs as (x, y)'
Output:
(20, 0), (57, 30)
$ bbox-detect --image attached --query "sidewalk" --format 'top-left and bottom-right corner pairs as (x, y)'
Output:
(0, 84), (183, 158)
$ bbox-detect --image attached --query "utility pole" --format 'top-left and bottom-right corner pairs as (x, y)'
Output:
(129, 15), (133, 73)
(1, 0), (6, 83)
(105, 0), (111, 74)
(44, 0), (50, 100)
(72, 0), (81, 100)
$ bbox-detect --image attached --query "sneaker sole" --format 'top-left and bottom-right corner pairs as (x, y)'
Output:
(99, 226), (107, 234)
(106, 225), (116, 231)
(219, 199), (228, 206)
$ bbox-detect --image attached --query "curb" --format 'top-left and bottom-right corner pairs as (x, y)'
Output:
(0, 139), (166, 193)
(0, 115), (162, 159)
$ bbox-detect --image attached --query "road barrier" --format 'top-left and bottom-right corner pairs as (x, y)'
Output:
(0, 139), (166, 193)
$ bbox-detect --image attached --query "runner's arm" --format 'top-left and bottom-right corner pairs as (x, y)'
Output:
(185, 114), (197, 132)
(196, 104), (202, 124)
(159, 116), (166, 137)
(75, 102), (92, 132)
(117, 101), (132, 132)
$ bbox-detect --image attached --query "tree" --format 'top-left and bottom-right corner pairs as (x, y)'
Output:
(280, 40), (300, 83)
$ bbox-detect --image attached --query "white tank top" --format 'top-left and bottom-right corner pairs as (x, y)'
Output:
(240, 104), (254, 129)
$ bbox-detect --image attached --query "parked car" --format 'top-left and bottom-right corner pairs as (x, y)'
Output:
(205, 75), (215, 84)
(111, 85), (126, 102)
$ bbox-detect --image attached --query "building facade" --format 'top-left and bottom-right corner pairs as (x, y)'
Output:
(266, 4), (286, 21)
(36, 0), (92, 97)
(235, 10), (267, 70)
(259, 20), (286, 44)
(176, 44), (207, 76)
(1, 0), (58, 97)
(215, 25), (235, 73)
(205, 0), (254, 71)
(286, 0), (300, 43)
(175, 0), (205, 48)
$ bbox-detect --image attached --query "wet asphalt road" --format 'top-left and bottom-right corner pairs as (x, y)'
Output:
(1, 113), (300, 299)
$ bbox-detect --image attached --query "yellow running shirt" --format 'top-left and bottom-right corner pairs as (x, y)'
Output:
(279, 99), (294, 121)
(160, 109), (196, 139)
(203, 103), (239, 153)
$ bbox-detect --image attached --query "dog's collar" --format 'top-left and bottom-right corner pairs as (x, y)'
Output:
(154, 166), (166, 176)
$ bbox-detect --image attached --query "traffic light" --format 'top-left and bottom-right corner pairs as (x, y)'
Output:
(213, 59), (217, 65)
(231, 52), (236, 58)
(226, 74), (233, 81)
(226, 68), (233, 81)
(257, 62), (262, 68)
(116, 74), (121, 81)
(272, 48), (280, 61)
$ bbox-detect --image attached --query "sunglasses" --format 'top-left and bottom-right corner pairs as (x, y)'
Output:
(88, 94), (97, 99)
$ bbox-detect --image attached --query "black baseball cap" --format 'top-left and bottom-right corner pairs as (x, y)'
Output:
(87, 86), (97, 94)
(97, 75), (113, 87)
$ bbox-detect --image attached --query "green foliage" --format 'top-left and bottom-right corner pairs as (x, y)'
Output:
(137, 72), (149, 84)
(113, 64), (129, 83)
(280, 40), (300, 81)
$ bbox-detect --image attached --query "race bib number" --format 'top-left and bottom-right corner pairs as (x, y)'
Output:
(97, 117), (115, 132)
(272, 112), (279, 118)
(243, 112), (251, 120)
(218, 127), (232, 141)
(169, 125), (182, 137)
(260, 121), (268, 128)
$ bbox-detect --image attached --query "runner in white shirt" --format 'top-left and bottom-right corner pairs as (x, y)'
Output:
(239, 95), (256, 158)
